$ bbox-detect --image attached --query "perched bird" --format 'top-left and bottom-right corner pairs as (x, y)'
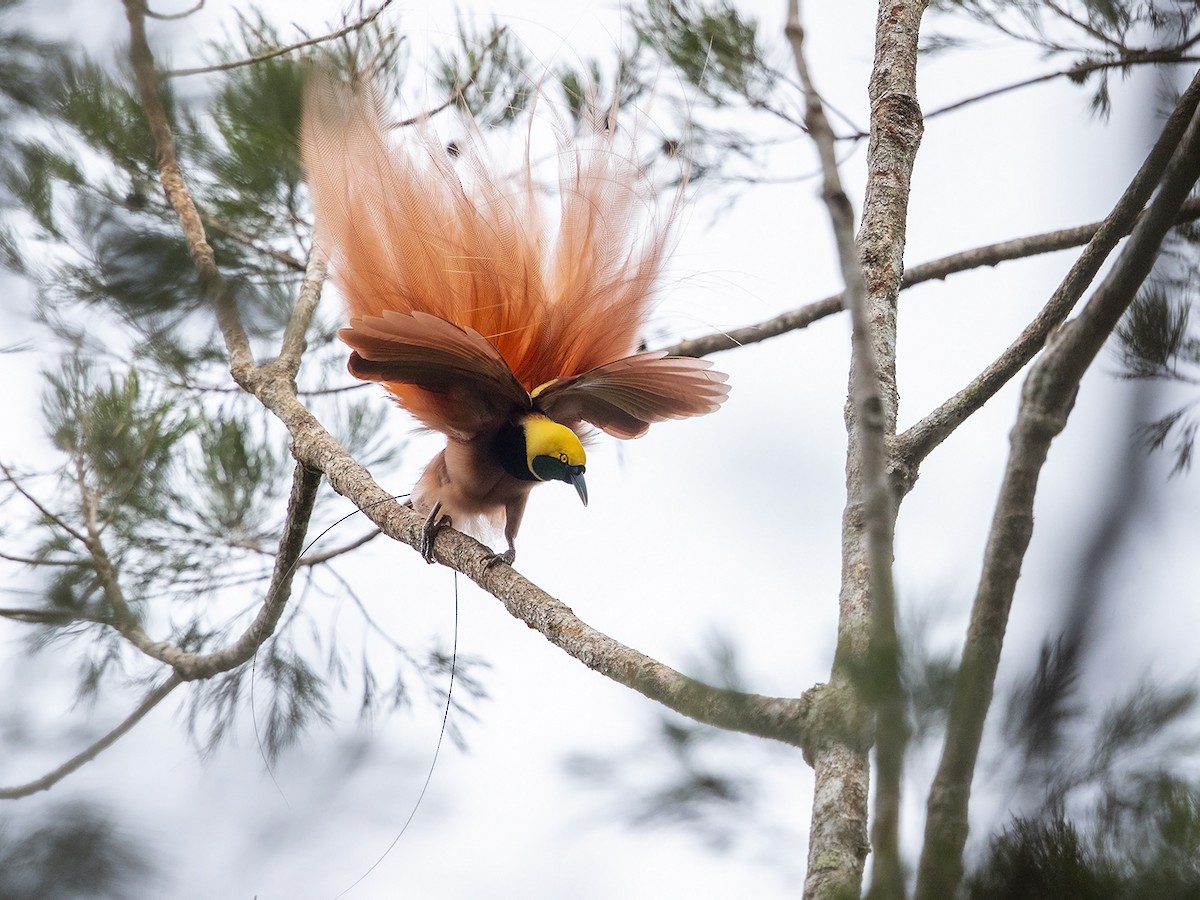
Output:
(301, 79), (729, 565)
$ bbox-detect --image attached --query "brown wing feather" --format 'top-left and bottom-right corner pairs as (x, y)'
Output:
(534, 352), (730, 439)
(340, 311), (530, 440)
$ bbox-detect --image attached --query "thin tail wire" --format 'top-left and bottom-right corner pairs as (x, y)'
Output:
(334, 570), (460, 899)
(250, 493), (411, 798)
(246, 492), (461, 894)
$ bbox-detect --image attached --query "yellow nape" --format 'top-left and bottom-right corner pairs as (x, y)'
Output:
(520, 414), (586, 473)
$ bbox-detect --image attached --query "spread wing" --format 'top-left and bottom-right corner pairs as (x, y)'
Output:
(340, 310), (531, 440)
(534, 352), (729, 440)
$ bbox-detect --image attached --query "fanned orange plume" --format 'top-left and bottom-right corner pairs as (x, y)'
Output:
(301, 77), (675, 405)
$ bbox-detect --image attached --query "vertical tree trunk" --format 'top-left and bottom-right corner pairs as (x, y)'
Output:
(802, 2), (927, 897)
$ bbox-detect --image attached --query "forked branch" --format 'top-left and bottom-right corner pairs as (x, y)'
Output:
(914, 68), (1200, 900)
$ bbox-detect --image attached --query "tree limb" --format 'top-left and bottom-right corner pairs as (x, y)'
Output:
(921, 52), (1200, 125)
(659, 197), (1200, 361)
(895, 77), (1200, 470)
(914, 67), (1200, 900)
(113, 0), (812, 794)
(297, 527), (381, 566)
(123, 0), (254, 376)
(0, 673), (183, 799)
(787, 1), (927, 897)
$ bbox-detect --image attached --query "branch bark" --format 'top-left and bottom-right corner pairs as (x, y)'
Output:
(914, 68), (1200, 900)
(788, 1), (926, 898)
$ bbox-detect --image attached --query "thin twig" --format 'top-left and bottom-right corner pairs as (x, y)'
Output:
(920, 52), (1200, 125)
(0, 461), (88, 546)
(164, 0), (395, 78)
(0, 674), (183, 799)
(144, 0), (203, 21)
(202, 215), (307, 272)
(390, 27), (508, 129)
(660, 196), (1200, 361)
(297, 527), (381, 566)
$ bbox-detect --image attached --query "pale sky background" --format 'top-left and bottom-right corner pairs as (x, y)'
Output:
(3, 1), (1200, 898)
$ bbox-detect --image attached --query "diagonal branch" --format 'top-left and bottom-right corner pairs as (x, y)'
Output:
(914, 68), (1200, 900)
(0, 673), (183, 799)
(129, 463), (320, 680)
(163, 0), (395, 78)
(895, 77), (1200, 470)
(243, 384), (814, 748)
(0, 461), (89, 546)
(297, 527), (381, 566)
(921, 52), (1200, 124)
(116, 0), (812, 791)
(274, 243), (327, 378)
(123, 0), (254, 376)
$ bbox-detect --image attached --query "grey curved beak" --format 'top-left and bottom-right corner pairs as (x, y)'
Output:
(570, 469), (588, 507)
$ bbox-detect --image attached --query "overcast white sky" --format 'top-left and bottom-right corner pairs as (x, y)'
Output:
(3, 1), (1200, 898)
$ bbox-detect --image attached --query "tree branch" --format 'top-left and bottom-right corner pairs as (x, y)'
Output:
(163, 0), (395, 78)
(202, 214), (308, 273)
(123, 0), (254, 377)
(232, 381), (814, 746)
(895, 76), (1200, 470)
(391, 27), (508, 129)
(297, 527), (381, 566)
(0, 674), (182, 799)
(914, 68), (1200, 900)
(658, 197), (1200, 362)
(787, 1), (926, 897)
(134, 462), (321, 680)
(0, 461), (89, 546)
(273, 243), (326, 379)
(921, 52), (1200, 126)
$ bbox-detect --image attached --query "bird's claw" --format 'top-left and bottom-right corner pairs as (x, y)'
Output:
(420, 505), (450, 564)
(483, 546), (516, 569)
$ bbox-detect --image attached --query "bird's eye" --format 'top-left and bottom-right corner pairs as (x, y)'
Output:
(559, 452), (568, 463)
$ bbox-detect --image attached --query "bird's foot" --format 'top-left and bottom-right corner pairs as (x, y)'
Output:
(420, 503), (450, 564)
(483, 545), (516, 569)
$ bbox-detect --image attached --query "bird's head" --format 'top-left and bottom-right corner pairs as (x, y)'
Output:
(520, 414), (588, 506)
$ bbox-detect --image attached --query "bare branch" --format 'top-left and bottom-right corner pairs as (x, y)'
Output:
(915, 68), (1200, 900)
(202, 215), (307, 272)
(137, 462), (322, 680)
(297, 527), (381, 567)
(0, 550), (87, 568)
(273, 248), (327, 379)
(0, 461), (88, 546)
(0, 674), (182, 799)
(922, 52), (1200, 124)
(144, 0), (203, 21)
(896, 77), (1200, 469)
(163, 0), (395, 78)
(123, 0), (254, 376)
(659, 197), (1200, 362)
(0, 607), (98, 625)
(661, 297), (842, 358)
(391, 27), (508, 129)
(788, 1), (927, 897)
